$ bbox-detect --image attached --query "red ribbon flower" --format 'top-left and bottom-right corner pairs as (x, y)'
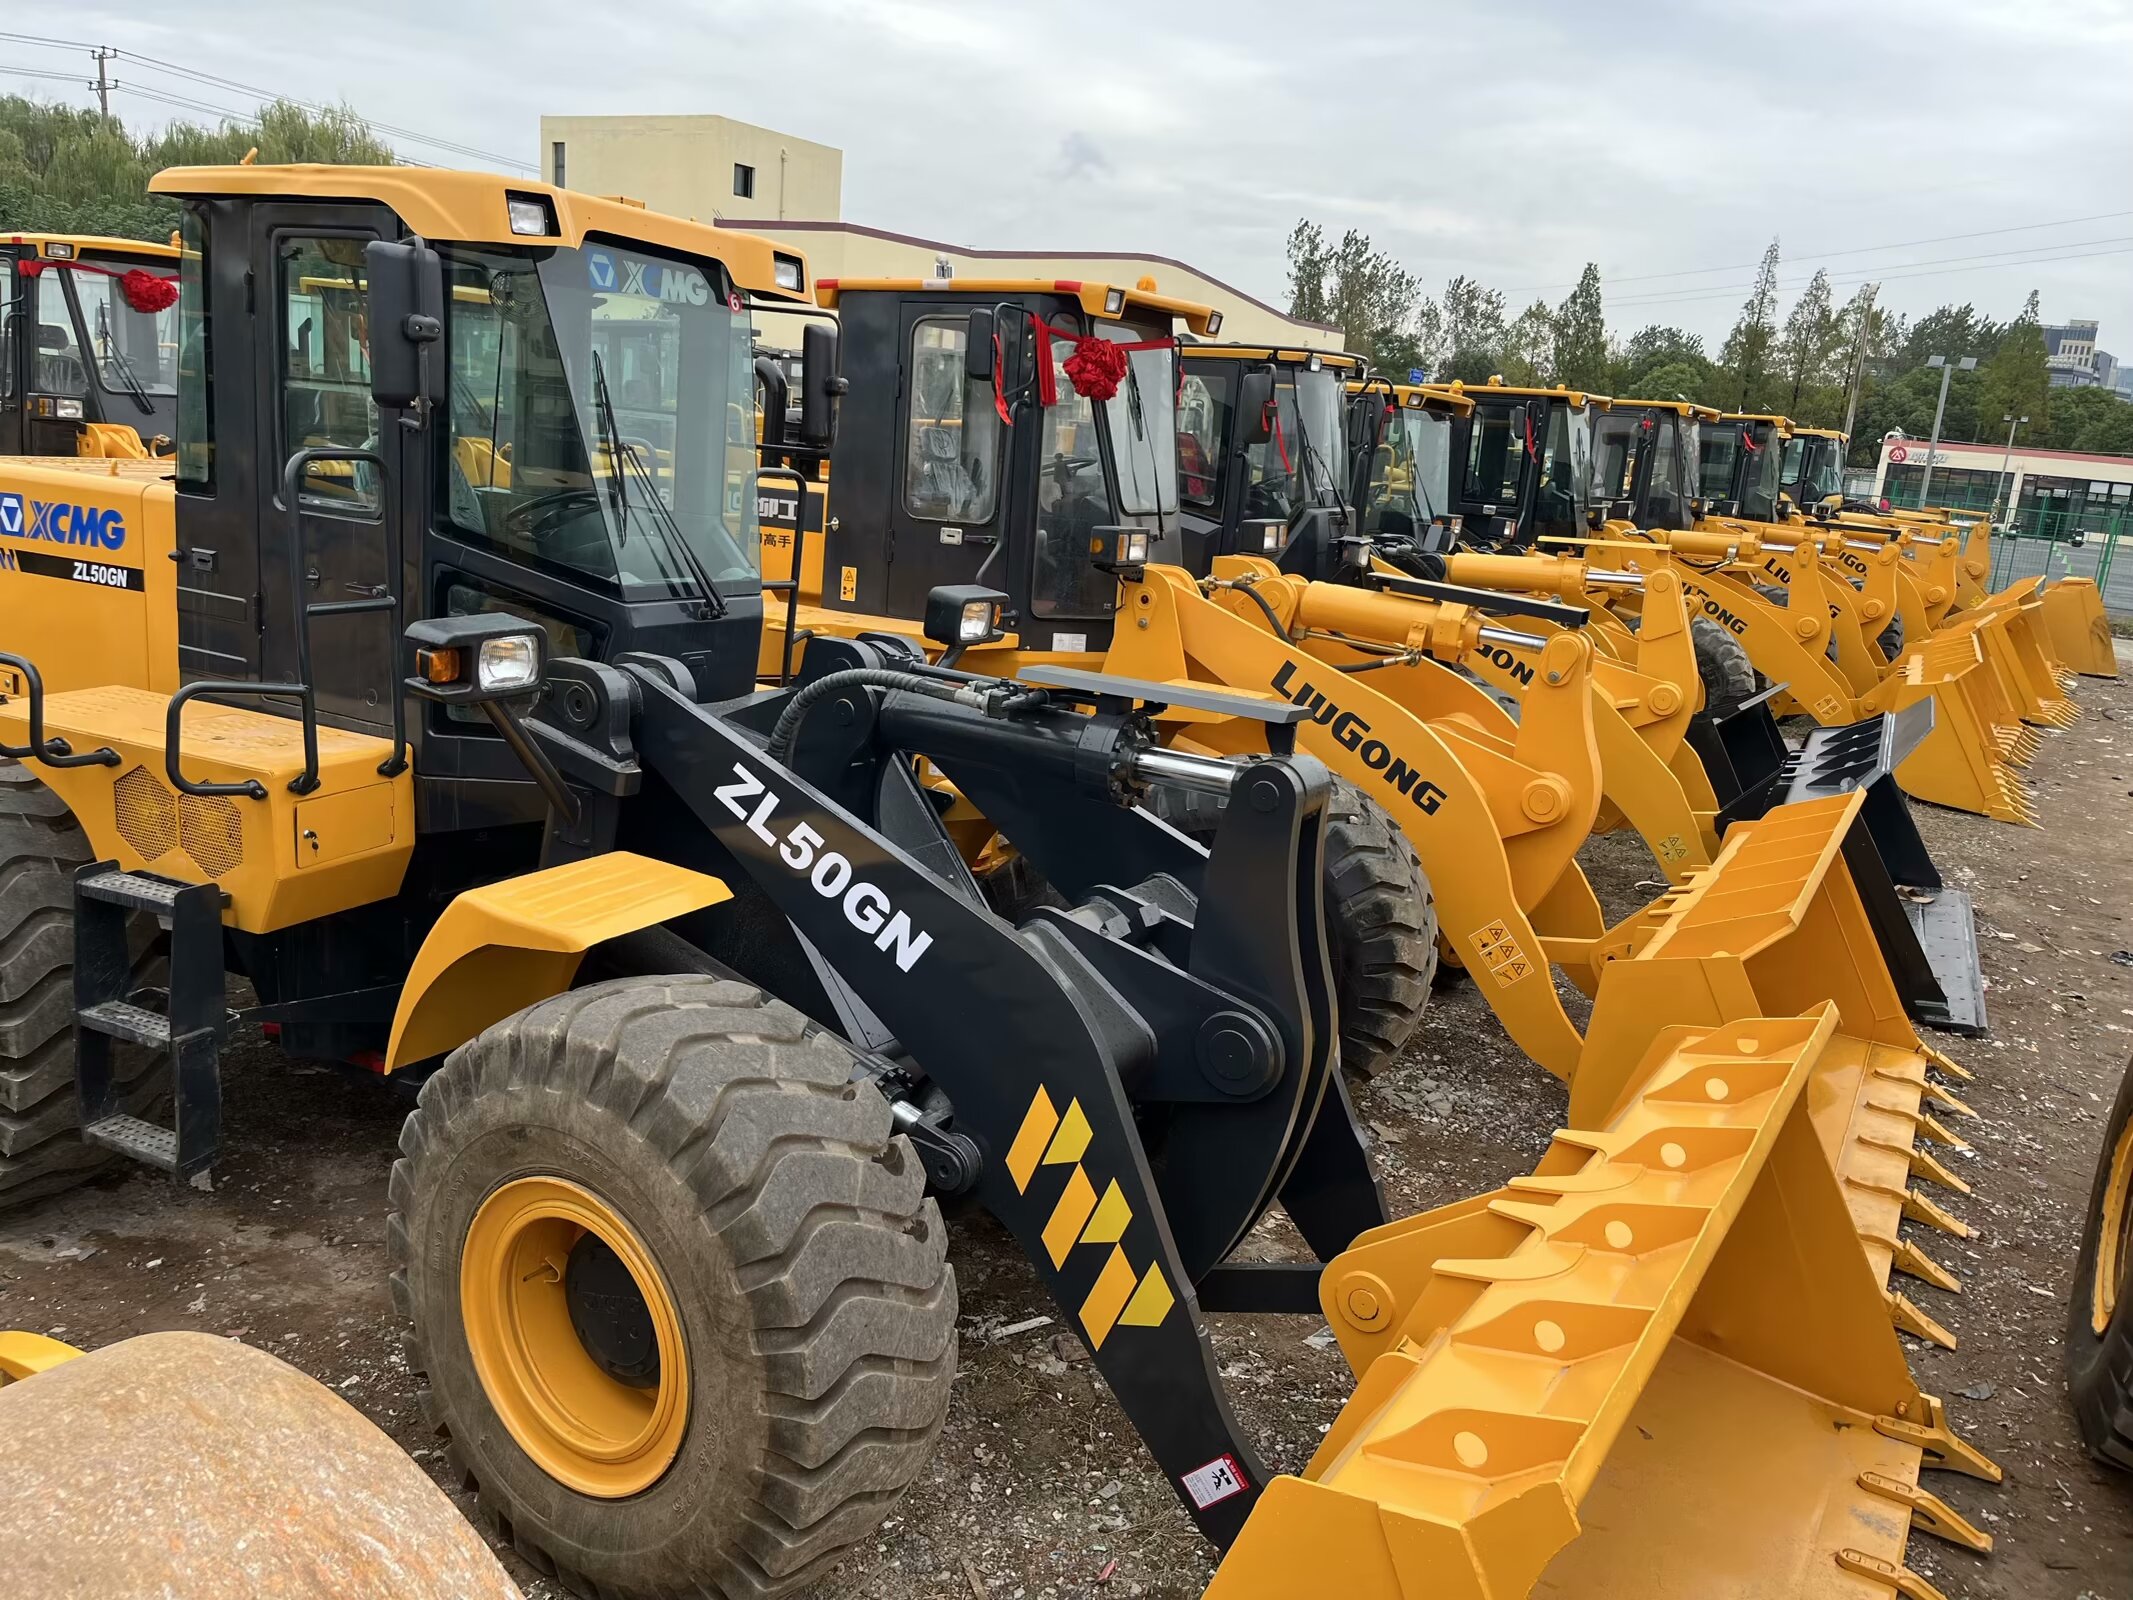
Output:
(1061, 335), (1129, 402)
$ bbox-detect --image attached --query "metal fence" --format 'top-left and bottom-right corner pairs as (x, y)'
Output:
(1879, 489), (2133, 621)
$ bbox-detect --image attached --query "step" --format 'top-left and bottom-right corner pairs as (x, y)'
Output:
(77, 870), (189, 916)
(77, 1001), (172, 1048)
(82, 1113), (179, 1172)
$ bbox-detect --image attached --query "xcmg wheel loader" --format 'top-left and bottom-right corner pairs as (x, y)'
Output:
(0, 233), (182, 461)
(0, 163), (2004, 1600)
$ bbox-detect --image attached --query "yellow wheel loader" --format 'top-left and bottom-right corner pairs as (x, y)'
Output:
(0, 233), (183, 462)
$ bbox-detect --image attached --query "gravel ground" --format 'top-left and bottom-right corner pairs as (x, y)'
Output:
(1, 660), (2129, 1599)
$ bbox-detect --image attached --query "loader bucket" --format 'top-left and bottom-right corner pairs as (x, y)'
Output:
(2038, 575), (2119, 678)
(1205, 1008), (1998, 1600)
(1860, 630), (2038, 824)
(1963, 582), (2079, 727)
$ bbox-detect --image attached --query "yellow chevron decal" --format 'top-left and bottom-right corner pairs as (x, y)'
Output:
(1007, 1087), (1060, 1194)
(1043, 1166), (1099, 1267)
(1043, 1098), (1093, 1166)
(1080, 1179), (1132, 1246)
(1079, 1247), (1142, 1349)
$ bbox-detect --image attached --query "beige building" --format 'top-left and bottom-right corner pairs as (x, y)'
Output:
(536, 113), (1337, 349)
(537, 115), (842, 226)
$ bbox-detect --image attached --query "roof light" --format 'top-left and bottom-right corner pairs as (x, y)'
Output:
(1306, 353), (1323, 372)
(772, 254), (804, 293)
(506, 194), (556, 236)
(1205, 312), (1222, 335)
(1103, 287), (1126, 315)
(44, 242), (75, 259)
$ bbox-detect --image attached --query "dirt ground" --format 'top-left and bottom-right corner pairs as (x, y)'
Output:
(3, 661), (2131, 1599)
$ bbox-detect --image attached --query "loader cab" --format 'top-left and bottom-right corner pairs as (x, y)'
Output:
(1175, 346), (1362, 573)
(1588, 398), (1715, 532)
(1344, 381), (1471, 551)
(150, 165), (815, 828)
(806, 276), (1218, 654)
(1698, 413), (1791, 522)
(1782, 425), (1848, 510)
(1441, 380), (1602, 548)
(0, 235), (182, 461)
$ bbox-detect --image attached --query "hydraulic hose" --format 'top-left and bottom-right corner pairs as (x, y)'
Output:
(764, 669), (986, 762)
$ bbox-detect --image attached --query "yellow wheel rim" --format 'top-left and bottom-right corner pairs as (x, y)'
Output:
(461, 1176), (689, 1497)
(2097, 1115), (2133, 1338)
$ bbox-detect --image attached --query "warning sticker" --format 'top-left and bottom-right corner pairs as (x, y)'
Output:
(1656, 833), (1688, 865)
(839, 565), (858, 602)
(1182, 1454), (1249, 1510)
(1470, 921), (1534, 989)
(1813, 695), (1845, 721)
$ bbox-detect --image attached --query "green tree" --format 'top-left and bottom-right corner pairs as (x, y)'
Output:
(0, 94), (393, 240)
(1283, 219), (1425, 371)
(1501, 299), (1555, 385)
(1551, 263), (1607, 391)
(1284, 220), (1332, 324)
(2042, 386), (2133, 453)
(1774, 268), (1842, 416)
(1717, 238), (1782, 411)
(1975, 290), (2052, 443)
(1439, 274), (1508, 384)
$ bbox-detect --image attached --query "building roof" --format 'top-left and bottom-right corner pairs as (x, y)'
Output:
(716, 216), (1340, 335)
(1877, 436), (2133, 470)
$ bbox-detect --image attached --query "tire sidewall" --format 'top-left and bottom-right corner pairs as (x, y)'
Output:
(2067, 1056), (2133, 1466)
(405, 1081), (765, 1583)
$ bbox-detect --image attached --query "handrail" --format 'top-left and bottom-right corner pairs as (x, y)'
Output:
(280, 447), (408, 777)
(0, 653), (119, 768)
(757, 465), (814, 686)
(166, 681), (318, 799)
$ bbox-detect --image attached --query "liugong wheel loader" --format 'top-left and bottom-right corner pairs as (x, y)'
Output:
(0, 164), (2005, 1600)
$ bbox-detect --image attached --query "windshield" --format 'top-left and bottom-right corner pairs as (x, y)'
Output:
(1531, 402), (1588, 541)
(1698, 423), (1738, 502)
(1243, 365), (1344, 521)
(1740, 424), (1783, 519)
(70, 255), (180, 395)
(1362, 403), (1456, 535)
(1791, 435), (1844, 501)
(1463, 400), (1530, 507)
(438, 240), (759, 598)
(1095, 321), (1177, 518)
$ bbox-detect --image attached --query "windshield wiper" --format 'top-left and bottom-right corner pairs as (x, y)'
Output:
(1118, 355), (1170, 540)
(95, 304), (155, 416)
(589, 349), (727, 620)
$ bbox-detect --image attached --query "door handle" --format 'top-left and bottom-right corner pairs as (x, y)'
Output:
(342, 581), (389, 598)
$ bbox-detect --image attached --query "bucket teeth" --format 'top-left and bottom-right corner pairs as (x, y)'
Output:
(1887, 1289), (1956, 1350)
(1885, 1234), (1962, 1294)
(1902, 1187), (1971, 1239)
(1921, 1044), (1973, 1082)
(1921, 1079), (1977, 1119)
(1837, 1548), (1954, 1600)
(1858, 1471), (1993, 1553)
(1877, 1393), (2004, 1484)
(1906, 1141), (1971, 1196)
(1918, 1111), (1969, 1151)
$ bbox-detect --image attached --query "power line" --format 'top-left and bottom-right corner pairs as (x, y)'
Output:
(1609, 236), (2133, 311)
(1, 30), (533, 172)
(1503, 209), (2133, 294)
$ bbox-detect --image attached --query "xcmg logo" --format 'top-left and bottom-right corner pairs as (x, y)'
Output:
(0, 492), (127, 552)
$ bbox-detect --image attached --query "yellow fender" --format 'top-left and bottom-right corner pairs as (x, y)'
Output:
(1107, 566), (1592, 1077)
(384, 852), (732, 1071)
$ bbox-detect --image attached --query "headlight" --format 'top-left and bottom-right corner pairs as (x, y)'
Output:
(958, 598), (996, 642)
(506, 194), (556, 236)
(477, 633), (542, 692)
(1448, 514), (1463, 535)
(55, 399), (84, 421)
(1261, 524), (1282, 552)
(1120, 530), (1150, 564)
(773, 255), (804, 292)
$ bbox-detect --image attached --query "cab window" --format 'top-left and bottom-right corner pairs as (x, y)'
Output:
(277, 236), (379, 511)
(1464, 404), (1526, 505)
(1177, 372), (1227, 506)
(902, 317), (1001, 524)
(0, 256), (13, 399)
(33, 268), (88, 397)
(176, 208), (214, 488)
(1031, 322), (1116, 619)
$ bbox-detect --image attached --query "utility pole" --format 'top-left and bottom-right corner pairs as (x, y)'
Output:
(1991, 412), (2028, 523)
(1916, 352), (1977, 508)
(89, 47), (116, 118)
(1839, 283), (1878, 445)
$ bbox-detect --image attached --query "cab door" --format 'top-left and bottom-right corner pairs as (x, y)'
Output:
(0, 249), (21, 455)
(250, 205), (407, 733)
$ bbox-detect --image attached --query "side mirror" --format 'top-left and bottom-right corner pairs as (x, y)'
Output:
(798, 320), (844, 449)
(1237, 368), (1275, 447)
(965, 309), (995, 382)
(365, 237), (445, 410)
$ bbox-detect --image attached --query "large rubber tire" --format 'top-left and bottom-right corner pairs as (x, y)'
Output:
(2068, 1054), (2133, 1470)
(389, 976), (958, 1599)
(1691, 618), (1756, 719)
(0, 759), (162, 1210)
(1148, 775), (1437, 1076)
(1875, 610), (1905, 663)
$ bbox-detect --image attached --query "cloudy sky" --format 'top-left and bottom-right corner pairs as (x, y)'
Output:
(9, 0), (2132, 351)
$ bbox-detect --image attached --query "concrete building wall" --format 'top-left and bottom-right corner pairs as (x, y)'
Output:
(537, 115), (842, 226)
(724, 219), (1342, 351)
